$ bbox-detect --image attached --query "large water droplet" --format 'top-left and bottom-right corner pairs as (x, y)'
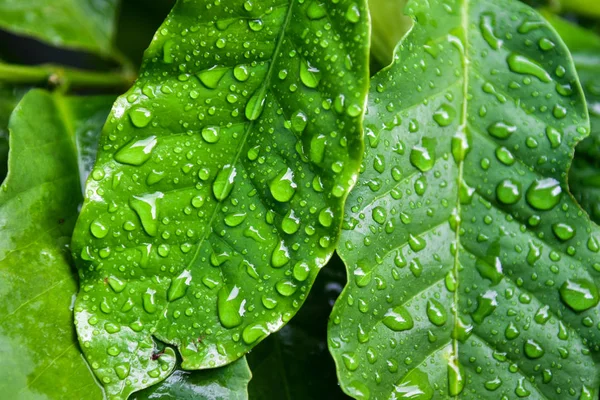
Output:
(129, 107), (153, 128)
(217, 286), (243, 328)
(382, 306), (414, 331)
(507, 53), (551, 83)
(167, 270), (192, 302)
(130, 192), (164, 236)
(559, 279), (599, 312)
(300, 59), (321, 88)
(198, 66), (227, 89)
(496, 179), (521, 205)
(526, 178), (562, 210)
(245, 89), (266, 121)
(269, 168), (297, 202)
(212, 165), (236, 201)
(114, 136), (157, 166)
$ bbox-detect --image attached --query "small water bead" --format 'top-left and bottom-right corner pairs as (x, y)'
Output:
(114, 136), (157, 166)
(197, 67), (226, 89)
(505, 322), (520, 339)
(526, 178), (562, 210)
(90, 219), (109, 239)
(559, 279), (599, 312)
(382, 306), (414, 331)
(372, 206), (386, 225)
(291, 111), (308, 133)
(129, 107), (153, 128)
(496, 179), (521, 205)
(299, 59), (321, 88)
(488, 122), (516, 139)
(269, 168), (297, 202)
(212, 165), (236, 201)
(485, 377), (503, 391)
(248, 19), (263, 31)
(201, 126), (220, 143)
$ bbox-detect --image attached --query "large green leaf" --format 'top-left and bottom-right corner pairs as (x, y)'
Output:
(247, 254), (348, 400)
(0, 0), (119, 55)
(0, 89), (113, 399)
(545, 13), (600, 223)
(133, 357), (251, 400)
(330, 0), (600, 398)
(71, 0), (369, 397)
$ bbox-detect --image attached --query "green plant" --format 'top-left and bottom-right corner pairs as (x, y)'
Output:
(1, 0), (599, 399)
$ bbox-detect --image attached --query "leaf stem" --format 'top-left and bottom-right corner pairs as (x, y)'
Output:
(0, 62), (135, 90)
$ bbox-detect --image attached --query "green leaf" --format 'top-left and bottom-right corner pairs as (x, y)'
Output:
(330, 0), (600, 399)
(0, 0), (119, 55)
(0, 89), (113, 399)
(71, 0), (369, 397)
(133, 357), (251, 400)
(247, 254), (348, 400)
(544, 13), (600, 223)
(368, 0), (412, 68)
(557, 0), (600, 18)
(0, 84), (25, 181)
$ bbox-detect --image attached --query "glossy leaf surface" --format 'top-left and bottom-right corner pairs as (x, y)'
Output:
(0, 0), (119, 55)
(0, 90), (112, 399)
(72, 0), (369, 397)
(546, 14), (600, 223)
(133, 357), (251, 400)
(330, 0), (600, 398)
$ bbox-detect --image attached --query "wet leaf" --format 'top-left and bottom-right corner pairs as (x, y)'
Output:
(0, 90), (112, 398)
(133, 357), (251, 400)
(0, 0), (119, 55)
(330, 1), (600, 398)
(71, 0), (369, 397)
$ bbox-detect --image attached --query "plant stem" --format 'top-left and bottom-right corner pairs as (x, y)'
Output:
(0, 62), (135, 90)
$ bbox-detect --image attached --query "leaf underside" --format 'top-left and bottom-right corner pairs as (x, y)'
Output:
(330, 0), (600, 399)
(0, 0), (118, 55)
(0, 90), (113, 399)
(72, 0), (369, 397)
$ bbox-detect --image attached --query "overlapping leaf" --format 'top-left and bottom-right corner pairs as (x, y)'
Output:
(0, 90), (113, 399)
(330, 0), (600, 398)
(545, 13), (600, 223)
(0, 0), (119, 55)
(72, 0), (369, 397)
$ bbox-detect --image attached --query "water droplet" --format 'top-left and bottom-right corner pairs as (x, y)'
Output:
(448, 356), (464, 396)
(198, 66), (227, 89)
(393, 368), (433, 399)
(224, 212), (247, 227)
(526, 178), (562, 210)
(488, 122), (516, 139)
(433, 103), (456, 126)
(233, 64), (250, 82)
(142, 289), (157, 313)
(410, 144), (435, 172)
(269, 168), (297, 202)
(114, 136), (157, 166)
(201, 126), (220, 143)
(496, 179), (521, 205)
(472, 290), (497, 323)
(130, 192), (164, 236)
(300, 59), (321, 88)
(345, 3), (360, 23)
(552, 223), (575, 241)
(282, 210), (300, 234)
(480, 13), (503, 50)
(217, 286), (243, 328)
(271, 240), (291, 268)
(505, 322), (520, 339)
(212, 165), (236, 201)
(307, 1), (327, 20)
(507, 53), (551, 82)
(426, 299), (447, 326)
(245, 89), (266, 121)
(559, 279), (599, 312)
(382, 306), (414, 331)
(168, 270), (191, 302)
(242, 323), (268, 344)
(524, 339), (544, 359)
(90, 219), (109, 238)
(129, 108), (153, 128)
